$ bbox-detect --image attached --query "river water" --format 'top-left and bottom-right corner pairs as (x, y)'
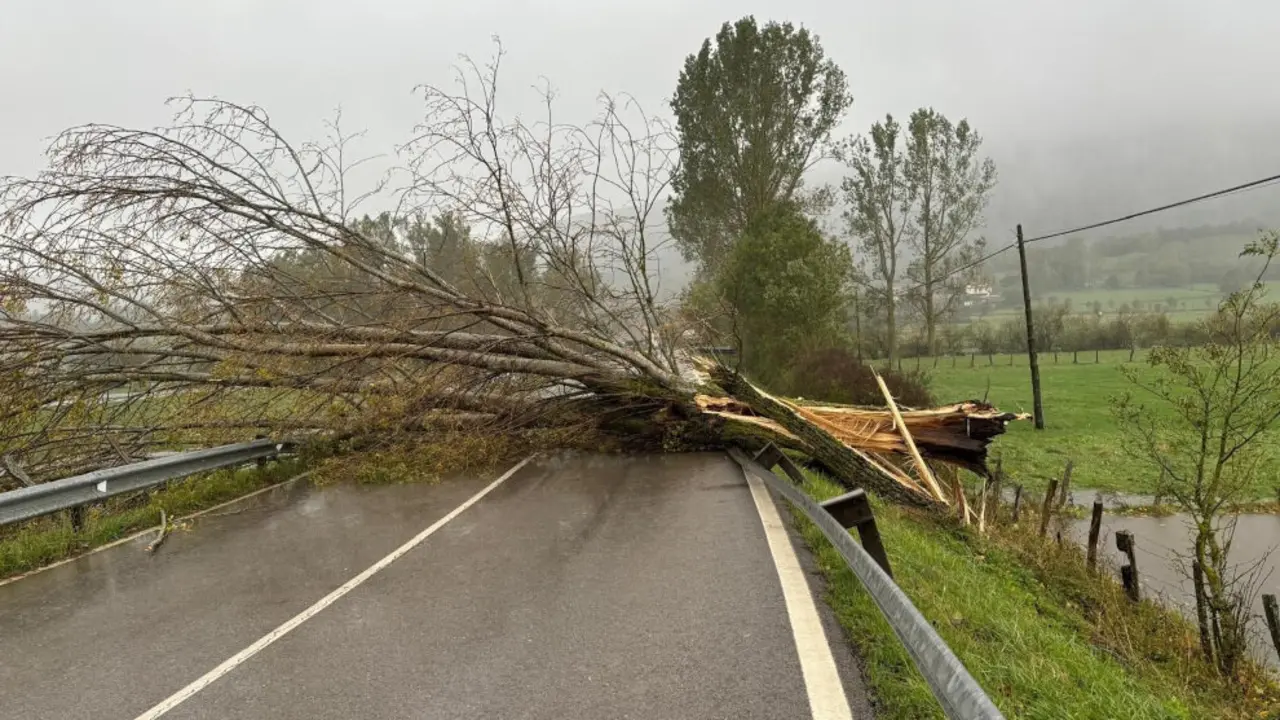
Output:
(1061, 494), (1280, 669)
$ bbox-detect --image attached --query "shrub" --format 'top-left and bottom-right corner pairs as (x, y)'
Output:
(785, 348), (936, 408)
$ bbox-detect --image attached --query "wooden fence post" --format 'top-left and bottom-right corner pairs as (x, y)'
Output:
(989, 459), (1003, 526)
(1095, 349), (1100, 363)
(1057, 460), (1074, 508)
(1116, 530), (1140, 601)
(952, 473), (970, 526)
(1011, 485), (1023, 523)
(1039, 478), (1060, 538)
(1263, 594), (1280, 664)
(1073, 349), (1078, 364)
(971, 353), (976, 367)
(1086, 495), (1103, 570)
(977, 477), (990, 534)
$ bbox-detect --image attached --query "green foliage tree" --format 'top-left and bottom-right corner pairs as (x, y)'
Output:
(1114, 231), (1280, 677)
(668, 16), (850, 273)
(902, 108), (997, 354)
(718, 204), (854, 383)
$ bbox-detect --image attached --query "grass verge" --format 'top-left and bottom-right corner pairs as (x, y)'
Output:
(793, 469), (1280, 719)
(927, 349), (1280, 499)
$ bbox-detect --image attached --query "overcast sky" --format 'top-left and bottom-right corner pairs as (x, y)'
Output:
(5, 0), (1280, 248)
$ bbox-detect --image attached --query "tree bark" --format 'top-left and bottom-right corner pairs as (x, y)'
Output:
(711, 366), (938, 508)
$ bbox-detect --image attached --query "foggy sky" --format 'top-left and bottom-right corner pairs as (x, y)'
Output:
(5, 0), (1280, 255)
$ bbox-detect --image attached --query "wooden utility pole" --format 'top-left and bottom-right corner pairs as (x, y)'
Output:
(1016, 225), (1045, 429)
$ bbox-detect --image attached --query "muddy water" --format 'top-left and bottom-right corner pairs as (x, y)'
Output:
(1066, 508), (1280, 669)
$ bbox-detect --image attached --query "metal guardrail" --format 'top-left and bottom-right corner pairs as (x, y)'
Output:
(728, 446), (1006, 720)
(0, 439), (292, 527)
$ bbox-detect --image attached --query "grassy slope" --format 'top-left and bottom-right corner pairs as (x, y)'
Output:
(795, 471), (1276, 720)
(924, 349), (1280, 498)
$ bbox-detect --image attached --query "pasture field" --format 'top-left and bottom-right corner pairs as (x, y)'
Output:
(926, 349), (1280, 498)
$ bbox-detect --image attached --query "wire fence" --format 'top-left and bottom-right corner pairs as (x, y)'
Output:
(880, 348), (1150, 372)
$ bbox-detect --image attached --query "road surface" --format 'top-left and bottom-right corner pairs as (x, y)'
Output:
(0, 451), (873, 719)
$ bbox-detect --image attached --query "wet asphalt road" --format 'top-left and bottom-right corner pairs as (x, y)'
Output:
(0, 451), (872, 719)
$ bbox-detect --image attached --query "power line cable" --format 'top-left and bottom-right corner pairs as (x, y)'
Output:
(1023, 172), (1280, 244)
(888, 170), (1280, 298)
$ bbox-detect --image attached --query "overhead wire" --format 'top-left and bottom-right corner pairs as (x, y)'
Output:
(887, 170), (1280, 299)
(1021, 172), (1280, 244)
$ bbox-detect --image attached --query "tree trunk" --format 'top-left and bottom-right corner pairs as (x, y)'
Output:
(853, 291), (863, 362)
(1198, 526), (1245, 676)
(925, 277), (936, 355)
(886, 283), (898, 363)
(712, 367), (938, 509)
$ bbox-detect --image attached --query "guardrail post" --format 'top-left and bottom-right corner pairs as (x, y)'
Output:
(753, 443), (806, 486)
(756, 442), (892, 576)
(821, 489), (893, 578)
(254, 434), (269, 469)
(726, 446), (1006, 719)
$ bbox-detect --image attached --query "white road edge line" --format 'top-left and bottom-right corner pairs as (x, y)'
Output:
(131, 454), (537, 720)
(745, 469), (853, 720)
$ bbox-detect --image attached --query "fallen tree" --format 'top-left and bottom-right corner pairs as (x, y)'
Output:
(0, 48), (1023, 509)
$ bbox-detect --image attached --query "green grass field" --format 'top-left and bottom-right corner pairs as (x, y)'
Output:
(924, 349), (1280, 498)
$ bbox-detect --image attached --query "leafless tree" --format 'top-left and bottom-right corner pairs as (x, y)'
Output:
(0, 47), (1020, 518)
(0, 47), (691, 482)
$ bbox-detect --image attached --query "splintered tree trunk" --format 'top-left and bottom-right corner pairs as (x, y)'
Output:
(713, 368), (939, 508)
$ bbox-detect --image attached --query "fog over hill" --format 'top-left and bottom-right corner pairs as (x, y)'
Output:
(4, 0), (1280, 298)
